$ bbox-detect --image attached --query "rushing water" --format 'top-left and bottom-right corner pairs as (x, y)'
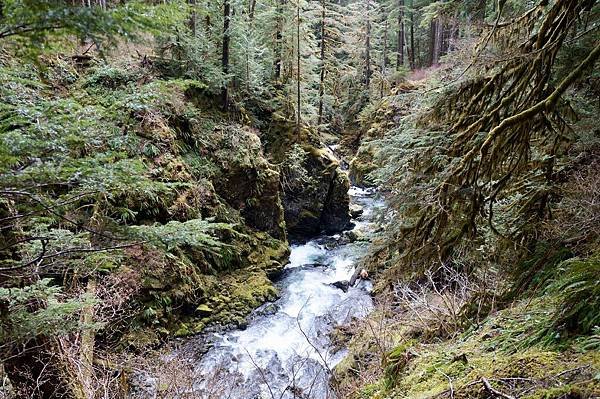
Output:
(160, 187), (384, 399)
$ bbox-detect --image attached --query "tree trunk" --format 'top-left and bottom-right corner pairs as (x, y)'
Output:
(188, 0), (196, 35)
(365, 0), (371, 91)
(383, 19), (389, 72)
(246, 0), (257, 93)
(476, 0), (486, 22)
(205, 0), (212, 34)
(78, 279), (96, 398)
(409, 0), (415, 69)
(249, 0), (257, 20)
(397, 0), (404, 69)
(274, 0), (284, 82)
(429, 20), (435, 66)
(318, 0), (326, 128)
(430, 18), (442, 66)
(222, 0), (231, 110)
(296, 0), (301, 132)
(382, 18), (388, 97)
(416, 34), (421, 68)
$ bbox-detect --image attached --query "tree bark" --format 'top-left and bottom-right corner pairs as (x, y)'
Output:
(78, 279), (96, 399)
(222, 0), (231, 110)
(430, 18), (442, 66)
(274, 0), (284, 82)
(382, 18), (388, 97)
(296, 0), (301, 132)
(397, 0), (404, 69)
(249, 0), (257, 21)
(409, 0), (415, 69)
(188, 0), (196, 36)
(365, 0), (372, 91)
(318, 0), (326, 128)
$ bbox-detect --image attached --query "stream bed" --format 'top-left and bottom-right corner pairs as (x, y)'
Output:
(168, 187), (384, 398)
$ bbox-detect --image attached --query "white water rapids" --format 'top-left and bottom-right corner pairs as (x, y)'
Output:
(137, 187), (384, 399)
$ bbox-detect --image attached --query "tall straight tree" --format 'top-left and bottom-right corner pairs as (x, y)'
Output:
(409, 0), (415, 69)
(364, 0), (372, 91)
(318, 0), (326, 127)
(275, 0), (285, 82)
(222, 0), (231, 109)
(430, 17), (442, 65)
(188, 0), (197, 35)
(314, 0), (345, 130)
(397, 0), (404, 68)
(296, 0), (301, 131)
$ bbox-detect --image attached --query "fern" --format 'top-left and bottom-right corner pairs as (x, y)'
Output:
(128, 218), (240, 255)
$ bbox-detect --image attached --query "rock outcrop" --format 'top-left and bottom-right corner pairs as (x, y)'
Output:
(201, 124), (287, 241)
(281, 145), (351, 240)
(349, 144), (377, 187)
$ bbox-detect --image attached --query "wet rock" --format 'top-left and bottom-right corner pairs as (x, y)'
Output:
(281, 145), (351, 240)
(330, 280), (350, 293)
(306, 262), (327, 268)
(316, 234), (348, 249)
(320, 165), (351, 234)
(254, 302), (279, 317)
(344, 230), (357, 243)
(344, 229), (368, 243)
(349, 204), (364, 218)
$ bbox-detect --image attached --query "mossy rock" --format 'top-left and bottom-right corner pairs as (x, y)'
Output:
(349, 146), (377, 187)
(281, 144), (351, 240)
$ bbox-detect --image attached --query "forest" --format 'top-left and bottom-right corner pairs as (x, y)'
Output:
(0, 0), (599, 398)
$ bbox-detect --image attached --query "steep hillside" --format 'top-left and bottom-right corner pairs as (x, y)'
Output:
(0, 48), (351, 396)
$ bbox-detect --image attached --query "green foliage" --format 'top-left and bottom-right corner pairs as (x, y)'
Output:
(129, 219), (238, 254)
(0, 279), (99, 344)
(0, 0), (152, 57)
(546, 256), (600, 335)
(83, 65), (143, 89)
(384, 339), (416, 389)
(507, 244), (573, 300)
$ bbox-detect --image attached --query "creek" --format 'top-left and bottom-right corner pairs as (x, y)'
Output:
(169, 187), (384, 398)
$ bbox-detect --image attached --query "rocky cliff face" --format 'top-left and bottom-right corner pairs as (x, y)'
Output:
(199, 124), (287, 241)
(281, 145), (351, 240)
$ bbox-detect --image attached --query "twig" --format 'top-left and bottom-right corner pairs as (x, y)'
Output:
(244, 348), (276, 399)
(0, 190), (129, 241)
(481, 377), (515, 399)
(435, 367), (454, 399)
(296, 299), (333, 378)
(81, 42), (96, 55)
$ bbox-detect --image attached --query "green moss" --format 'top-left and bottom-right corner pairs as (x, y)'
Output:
(524, 385), (586, 399)
(343, 295), (600, 399)
(1, 53), (292, 352)
(358, 382), (384, 399)
(298, 209), (320, 221)
(349, 146), (377, 187)
(384, 339), (417, 389)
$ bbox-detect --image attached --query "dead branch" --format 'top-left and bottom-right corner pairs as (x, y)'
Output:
(481, 377), (515, 399)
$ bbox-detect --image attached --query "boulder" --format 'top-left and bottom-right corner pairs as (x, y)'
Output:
(343, 230), (359, 243)
(349, 204), (364, 218)
(330, 280), (350, 293)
